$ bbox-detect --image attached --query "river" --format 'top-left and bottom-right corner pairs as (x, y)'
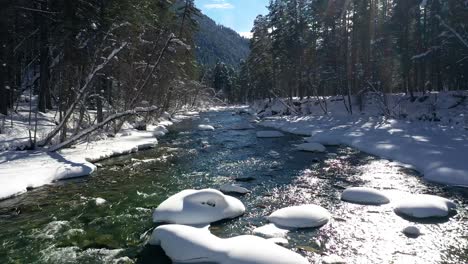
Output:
(0, 110), (467, 263)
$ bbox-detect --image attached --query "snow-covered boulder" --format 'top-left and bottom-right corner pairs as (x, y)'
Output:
(152, 189), (246, 225)
(257, 131), (285, 138)
(267, 204), (331, 228)
(198, 124), (215, 131)
(149, 224), (309, 264)
(341, 187), (390, 205)
(295, 142), (326, 153)
(220, 184), (250, 195)
(394, 194), (456, 218)
(253, 223), (290, 238)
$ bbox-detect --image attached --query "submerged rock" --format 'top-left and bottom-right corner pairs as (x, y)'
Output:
(256, 131), (285, 138)
(402, 226), (422, 237)
(253, 223), (290, 238)
(152, 189), (245, 225)
(219, 184), (250, 195)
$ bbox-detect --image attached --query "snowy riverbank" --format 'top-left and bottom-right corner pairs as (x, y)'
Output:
(254, 92), (468, 187)
(0, 112), (199, 200)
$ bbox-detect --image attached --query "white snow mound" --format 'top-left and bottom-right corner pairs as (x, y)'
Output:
(152, 189), (246, 225)
(341, 187), (390, 205)
(149, 224), (309, 264)
(395, 194), (456, 218)
(256, 131), (285, 138)
(220, 184), (250, 194)
(267, 204), (331, 228)
(198, 125), (215, 131)
(296, 142), (326, 153)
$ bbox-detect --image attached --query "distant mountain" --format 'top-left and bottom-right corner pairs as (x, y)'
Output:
(194, 14), (250, 68)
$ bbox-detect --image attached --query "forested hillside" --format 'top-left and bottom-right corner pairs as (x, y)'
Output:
(194, 14), (250, 68)
(0, 0), (206, 149)
(234, 0), (468, 107)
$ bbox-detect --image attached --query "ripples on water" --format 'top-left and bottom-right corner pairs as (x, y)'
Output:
(0, 111), (467, 264)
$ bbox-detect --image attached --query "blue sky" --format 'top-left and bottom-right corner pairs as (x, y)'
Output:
(194, 0), (269, 38)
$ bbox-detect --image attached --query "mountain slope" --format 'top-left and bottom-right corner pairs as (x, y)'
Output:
(194, 14), (250, 68)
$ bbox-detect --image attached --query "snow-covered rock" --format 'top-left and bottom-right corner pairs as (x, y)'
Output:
(149, 224), (309, 264)
(154, 125), (169, 134)
(267, 204), (331, 228)
(402, 226), (422, 237)
(296, 142), (326, 153)
(256, 131), (285, 138)
(152, 189), (246, 225)
(219, 184), (250, 194)
(341, 187), (390, 205)
(394, 194), (456, 218)
(253, 223), (290, 238)
(95, 197), (107, 206)
(198, 124), (215, 131)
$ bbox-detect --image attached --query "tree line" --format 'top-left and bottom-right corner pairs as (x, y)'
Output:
(0, 0), (209, 149)
(228, 0), (468, 109)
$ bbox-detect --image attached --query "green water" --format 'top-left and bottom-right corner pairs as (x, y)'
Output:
(0, 111), (467, 264)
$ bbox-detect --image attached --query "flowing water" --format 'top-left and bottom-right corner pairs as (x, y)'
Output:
(0, 110), (467, 264)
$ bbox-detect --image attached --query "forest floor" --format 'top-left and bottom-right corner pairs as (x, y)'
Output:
(253, 91), (468, 187)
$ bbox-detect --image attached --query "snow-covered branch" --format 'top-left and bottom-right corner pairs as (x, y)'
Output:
(437, 15), (468, 49)
(39, 42), (127, 147)
(48, 106), (159, 152)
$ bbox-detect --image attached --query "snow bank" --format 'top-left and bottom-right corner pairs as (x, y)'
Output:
(394, 194), (457, 218)
(295, 142), (326, 153)
(260, 115), (468, 186)
(152, 189), (246, 225)
(0, 151), (95, 200)
(256, 131), (285, 138)
(149, 224), (309, 264)
(267, 204), (331, 228)
(341, 187), (390, 205)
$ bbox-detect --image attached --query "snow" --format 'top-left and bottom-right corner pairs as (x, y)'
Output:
(198, 124), (215, 131)
(267, 204), (331, 228)
(260, 115), (468, 186)
(152, 189), (246, 225)
(295, 142), (326, 153)
(149, 224), (309, 264)
(341, 187), (390, 205)
(394, 194), (457, 218)
(256, 131), (285, 138)
(0, 107), (190, 200)
(253, 223), (290, 238)
(219, 184), (250, 194)
(0, 151), (96, 200)
(94, 197), (107, 206)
